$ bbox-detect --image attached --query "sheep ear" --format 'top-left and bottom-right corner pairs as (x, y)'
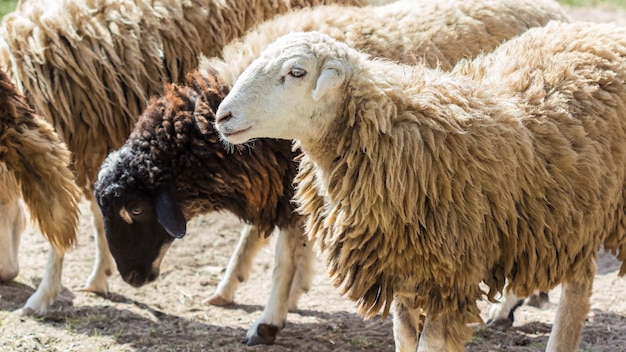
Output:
(154, 185), (186, 239)
(312, 61), (345, 101)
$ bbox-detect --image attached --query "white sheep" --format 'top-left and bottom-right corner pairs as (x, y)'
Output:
(0, 0), (363, 315)
(215, 23), (626, 351)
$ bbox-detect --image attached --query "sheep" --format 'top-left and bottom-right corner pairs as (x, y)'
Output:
(214, 23), (626, 351)
(0, 0), (364, 314)
(96, 0), (571, 345)
(0, 68), (81, 313)
(96, 71), (312, 346)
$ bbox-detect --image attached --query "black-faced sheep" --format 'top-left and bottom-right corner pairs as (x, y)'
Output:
(96, 0), (570, 345)
(0, 69), (81, 313)
(0, 0), (364, 314)
(96, 72), (310, 346)
(214, 23), (626, 351)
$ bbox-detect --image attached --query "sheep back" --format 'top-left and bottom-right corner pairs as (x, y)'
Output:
(203, 0), (569, 86)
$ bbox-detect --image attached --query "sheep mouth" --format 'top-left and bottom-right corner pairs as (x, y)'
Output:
(123, 268), (160, 288)
(221, 126), (252, 143)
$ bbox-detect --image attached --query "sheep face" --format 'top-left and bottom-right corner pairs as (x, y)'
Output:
(215, 32), (349, 145)
(96, 151), (186, 288)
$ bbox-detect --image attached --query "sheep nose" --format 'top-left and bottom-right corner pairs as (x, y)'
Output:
(216, 111), (233, 124)
(124, 270), (146, 287)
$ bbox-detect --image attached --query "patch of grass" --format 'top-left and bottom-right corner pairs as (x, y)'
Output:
(349, 336), (377, 348)
(0, 0), (17, 18)
(4, 279), (29, 288)
(470, 326), (491, 343)
(558, 0), (626, 8)
(65, 313), (109, 335)
(530, 341), (546, 349)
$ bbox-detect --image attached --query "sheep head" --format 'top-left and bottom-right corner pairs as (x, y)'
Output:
(95, 148), (186, 288)
(215, 32), (353, 145)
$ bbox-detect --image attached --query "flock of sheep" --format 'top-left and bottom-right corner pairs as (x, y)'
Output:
(1, 0), (625, 351)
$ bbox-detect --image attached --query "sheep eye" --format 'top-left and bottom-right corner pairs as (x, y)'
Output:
(131, 208), (143, 216)
(289, 68), (306, 78)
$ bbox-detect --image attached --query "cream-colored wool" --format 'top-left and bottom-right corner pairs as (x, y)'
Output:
(0, 70), (80, 253)
(215, 22), (626, 351)
(203, 0), (569, 86)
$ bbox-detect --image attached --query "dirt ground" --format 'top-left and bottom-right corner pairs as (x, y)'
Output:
(3, 7), (626, 352)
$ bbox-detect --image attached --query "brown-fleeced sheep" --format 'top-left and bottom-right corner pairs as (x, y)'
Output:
(0, 0), (365, 314)
(215, 22), (626, 351)
(95, 0), (570, 345)
(0, 69), (81, 313)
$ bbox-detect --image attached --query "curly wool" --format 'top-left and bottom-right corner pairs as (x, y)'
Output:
(0, 69), (80, 252)
(0, 0), (365, 192)
(294, 21), (626, 335)
(96, 71), (299, 234)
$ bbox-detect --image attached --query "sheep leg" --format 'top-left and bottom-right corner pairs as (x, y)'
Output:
(488, 286), (551, 326)
(245, 225), (303, 346)
(525, 291), (550, 309)
(392, 299), (423, 352)
(0, 199), (25, 282)
(487, 286), (524, 324)
(205, 224), (271, 306)
(287, 234), (314, 311)
(545, 260), (595, 352)
(416, 312), (468, 352)
(82, 197), (115, 294)
(20, 245), (64, 315)
(416, 314), (446, 352)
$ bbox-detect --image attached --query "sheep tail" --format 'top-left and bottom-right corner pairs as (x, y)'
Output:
(0, 70), (81, 253)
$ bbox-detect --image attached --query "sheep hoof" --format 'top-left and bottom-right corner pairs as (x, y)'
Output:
(244, 324), (279, 346)
(204, 294), (234, 306)
(79, 286), (109, 297)
(14, 307), (34, 316)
